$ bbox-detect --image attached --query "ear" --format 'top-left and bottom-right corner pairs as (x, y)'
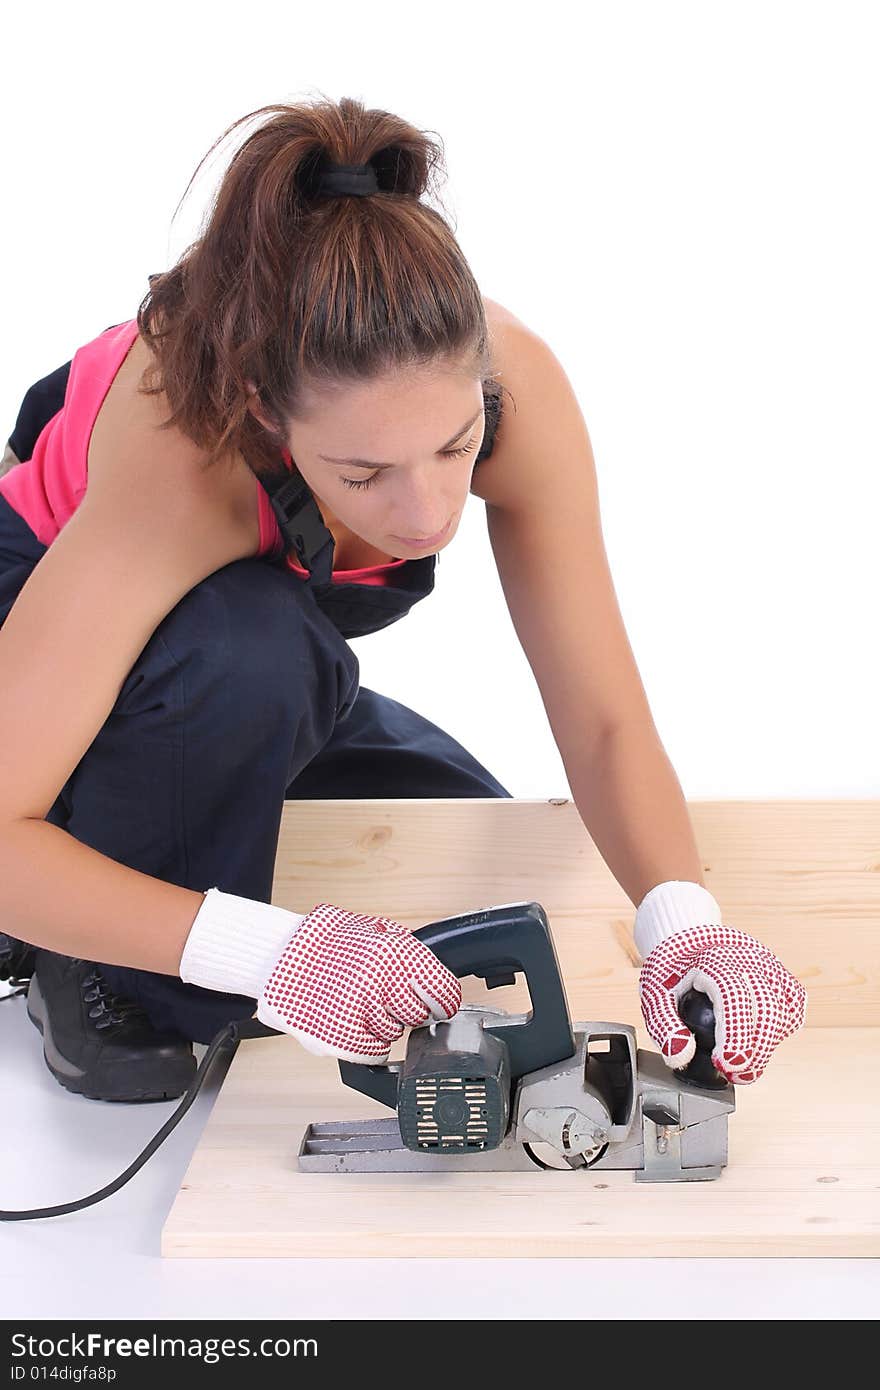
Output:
(245, 381), (273, 433)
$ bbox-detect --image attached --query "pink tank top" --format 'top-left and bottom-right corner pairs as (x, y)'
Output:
(0, 318), (409, 588)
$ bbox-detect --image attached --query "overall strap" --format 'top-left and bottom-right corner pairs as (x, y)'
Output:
(262, 466), (336, 591)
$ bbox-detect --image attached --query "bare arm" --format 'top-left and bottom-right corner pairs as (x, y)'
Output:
(474, 307), (707, 909)
(0, 820), (205, 974)
(0, 454), (256, 975)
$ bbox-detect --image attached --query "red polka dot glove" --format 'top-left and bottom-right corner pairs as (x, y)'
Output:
(634, 881), (808, 1085)
(179, 890), (462, 1065)
(256, 902), (462, 1064)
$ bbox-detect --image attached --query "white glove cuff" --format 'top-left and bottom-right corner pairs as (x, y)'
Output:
(179, 887), (308, 999)
(633, 880), (723, 962)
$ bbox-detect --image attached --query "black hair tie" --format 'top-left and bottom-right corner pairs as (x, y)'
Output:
(316, 161), (379, 197)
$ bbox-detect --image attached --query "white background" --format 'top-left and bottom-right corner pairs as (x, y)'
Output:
(3, 0), (877, 799)
(1, 0), (877, 1319)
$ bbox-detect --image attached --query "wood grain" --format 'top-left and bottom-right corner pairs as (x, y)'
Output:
(267, 798), (880, 1028)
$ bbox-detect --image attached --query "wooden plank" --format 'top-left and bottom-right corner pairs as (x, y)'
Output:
(162, 1022), (880, 1257)
(162, 799), (880, 1257)
(268, 799), (880, 1028)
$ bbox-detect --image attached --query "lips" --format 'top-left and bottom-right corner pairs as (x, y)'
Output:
(392, 517), (453, 547)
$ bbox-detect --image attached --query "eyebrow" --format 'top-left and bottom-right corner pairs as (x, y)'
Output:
(318, 408), (484, 469)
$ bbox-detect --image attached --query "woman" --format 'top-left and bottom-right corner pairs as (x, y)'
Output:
(0, 97), (805, 1103)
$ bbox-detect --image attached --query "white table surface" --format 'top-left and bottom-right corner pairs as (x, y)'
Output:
(2, 981), (877, 1321)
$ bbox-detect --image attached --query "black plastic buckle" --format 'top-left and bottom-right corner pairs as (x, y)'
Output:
(267, 472), (334, 576)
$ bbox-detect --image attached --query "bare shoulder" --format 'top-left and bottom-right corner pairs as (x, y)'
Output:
(472, 298), (583, 512)
(86, 331), (261, 559)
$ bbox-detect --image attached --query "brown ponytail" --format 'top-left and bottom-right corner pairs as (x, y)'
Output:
(135, 93), (505, 486)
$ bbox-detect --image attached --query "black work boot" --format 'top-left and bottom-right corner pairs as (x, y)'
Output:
(0, 932), (37, 986)
(25, 950), (197, 1102)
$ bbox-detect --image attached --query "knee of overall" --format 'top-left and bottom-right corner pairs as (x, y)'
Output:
(122, 557), (360, 736)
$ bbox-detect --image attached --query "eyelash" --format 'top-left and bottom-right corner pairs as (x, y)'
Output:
(341, 437), (478, 490)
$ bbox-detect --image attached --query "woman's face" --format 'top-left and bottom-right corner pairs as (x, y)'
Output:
(251, 363), (486, 556)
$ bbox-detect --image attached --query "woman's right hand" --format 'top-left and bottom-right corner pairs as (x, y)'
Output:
(179, 889), (462, 1064)
(255, 901), (462, 1063)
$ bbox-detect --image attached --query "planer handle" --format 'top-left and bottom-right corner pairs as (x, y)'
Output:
(677, 988), (730, 1089)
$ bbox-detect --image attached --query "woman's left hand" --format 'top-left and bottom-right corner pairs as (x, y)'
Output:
(638, 923), (808, 1084)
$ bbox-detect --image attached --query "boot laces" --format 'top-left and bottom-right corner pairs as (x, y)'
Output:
(76, 962), (150, 1030)
(0, 933), (35, 988)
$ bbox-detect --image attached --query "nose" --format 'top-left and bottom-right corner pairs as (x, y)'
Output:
(391, 488), (455, 542)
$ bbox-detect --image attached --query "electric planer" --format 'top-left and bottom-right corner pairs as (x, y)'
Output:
(298, 901), (735, 1182)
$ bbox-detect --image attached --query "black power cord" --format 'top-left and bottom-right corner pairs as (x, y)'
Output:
(0, 986), (280, 1222)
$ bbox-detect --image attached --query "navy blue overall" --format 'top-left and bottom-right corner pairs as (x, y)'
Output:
(1, 348), (511, 1043)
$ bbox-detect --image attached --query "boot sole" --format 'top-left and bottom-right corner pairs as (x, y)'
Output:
(26, 972), (197, 1103)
